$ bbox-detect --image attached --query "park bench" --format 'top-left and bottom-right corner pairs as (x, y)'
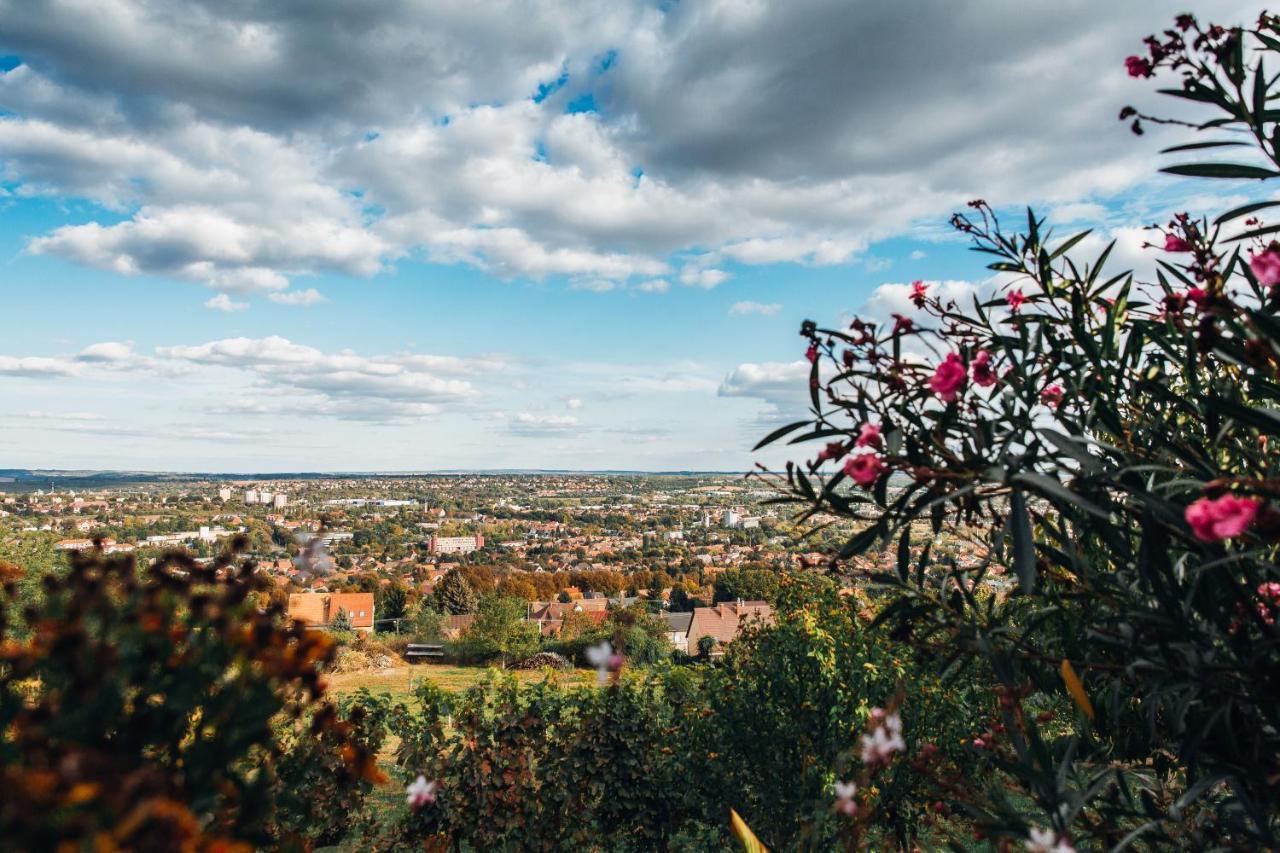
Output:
(405, 643), (444, 662)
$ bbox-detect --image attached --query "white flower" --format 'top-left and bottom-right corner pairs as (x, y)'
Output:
(406, 775), (438, 809)
(859, 712), (905, 764)
(585, 640), (615, 684)
(294, 534), (333, 576)
(1025, 827), (1074, 853)
(833, 780), (858, 816)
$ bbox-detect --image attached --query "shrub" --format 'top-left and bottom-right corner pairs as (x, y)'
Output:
(0, 544), (384, 850)
(760, 10), (1280, 847)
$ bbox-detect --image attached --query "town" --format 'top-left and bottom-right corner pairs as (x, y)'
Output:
(1, 472), (916, 669)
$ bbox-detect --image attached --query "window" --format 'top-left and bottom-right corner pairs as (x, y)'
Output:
(359, 610), (366, 617)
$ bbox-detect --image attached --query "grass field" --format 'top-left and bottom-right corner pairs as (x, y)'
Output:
(328, 663), (597, 702)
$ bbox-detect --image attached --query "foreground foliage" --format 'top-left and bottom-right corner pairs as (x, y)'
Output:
(0, 544), (384, 850)
(761, 10), (1280, 848)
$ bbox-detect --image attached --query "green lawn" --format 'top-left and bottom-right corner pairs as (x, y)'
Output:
(327, 663), (597, 702)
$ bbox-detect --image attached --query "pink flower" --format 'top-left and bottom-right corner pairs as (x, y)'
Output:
(911, 280), (929, 307)
(1249, 246), (1280, 286)
(843, 453), (884, 487)
(805, 343), (818, 364)
(1185, 494), (1261, 542)
(1164, 234), (1192, 252)
(929, 353), (968, 402)
(1006, 290), (1027, 312)
(854, 423), (882, 449)
(1040, 384), (1064, 408)
(892, 314), (914, 334)
(860, 711), (905, 764)
(406, 775), (438, 808)
(1125, 55), (1153, 77)
(833, 781), (857, 816)
(816, 441), (848, 463)
(971, 350), (997, 387)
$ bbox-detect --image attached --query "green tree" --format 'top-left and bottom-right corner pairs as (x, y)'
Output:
(712, 568), (780, 604)
(453, 595), (540, 666)
(432, 568), (478, 615)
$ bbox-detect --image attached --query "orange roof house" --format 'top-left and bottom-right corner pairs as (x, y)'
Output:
(687, 600), (773, 656)
(287, 592), (375, 633)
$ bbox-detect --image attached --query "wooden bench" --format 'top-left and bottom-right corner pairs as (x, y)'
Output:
(405, 643), (444, 662)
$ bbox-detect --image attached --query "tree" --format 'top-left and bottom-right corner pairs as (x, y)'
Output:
(376, 582), (410, 629)
(712, 568), (780, 604)
(432, 568), (478, 615)
(329, 608), (353, 633)
(454, 595), (540, 666)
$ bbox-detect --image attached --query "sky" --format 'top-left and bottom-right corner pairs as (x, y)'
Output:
(0, 0), (1267, 472)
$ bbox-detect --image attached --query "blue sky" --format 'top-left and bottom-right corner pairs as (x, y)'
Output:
(0, 0), (1264, 471)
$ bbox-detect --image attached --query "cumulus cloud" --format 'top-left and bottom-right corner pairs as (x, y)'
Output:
(718, 360), (811, 423)
(508, 411), (581, 437)
(729, 301), (781, 316)
(268, 288), (327, 306)
(205, 293), (248, 312)
(1, 0), (1252, 298)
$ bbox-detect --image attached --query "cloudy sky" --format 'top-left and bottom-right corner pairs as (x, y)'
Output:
(0, 0), (1265, 472)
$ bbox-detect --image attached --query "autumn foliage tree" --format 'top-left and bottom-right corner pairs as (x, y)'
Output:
(0, 542), (384, 850)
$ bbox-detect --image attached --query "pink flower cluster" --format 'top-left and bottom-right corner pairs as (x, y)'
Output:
(929, 353), (967, 402)
(833, 780), (858, 816)
(860, 707), (905, 765)
(843, 453), (884, 487)
(1249, 245), (1280, 286)
(971, 351), (997, 387)
(1185, 494), (1260, 543)
(406, 775), (438, 809)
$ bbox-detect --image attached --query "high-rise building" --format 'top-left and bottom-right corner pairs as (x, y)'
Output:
(273, 493), (288, 509)
(245, 490), (259, 505)
(218, 487), (232, 501)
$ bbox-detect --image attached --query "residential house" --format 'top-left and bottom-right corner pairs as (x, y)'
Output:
(287, 592), (375, 634)
(687, 600), (773, 656)
(662, 611), (693, 650)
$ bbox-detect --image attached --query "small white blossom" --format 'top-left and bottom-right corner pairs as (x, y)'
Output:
(833, 780), (858, 816)
(1025, 827), (1074, 853)
(859, 712), (905, 764)
(585, 640), (621, 684)
(406, 775), (438, 809)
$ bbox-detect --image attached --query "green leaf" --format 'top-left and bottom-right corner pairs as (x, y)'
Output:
(1159, 140), (1253, 153)
(752, 420), (809, 451)
(1213, 199), (1280, 225)
(1160, 163), (1280, 180)
(1009, 489), (1036, 593)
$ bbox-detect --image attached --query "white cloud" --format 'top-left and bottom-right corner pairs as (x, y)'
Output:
(0, 0), (1260, 297)
(268, 288), (327, 306)
(718, 360), (811, 422)
(635, 278), (670, 293)
(729, 301), (781, 317)
(679, 266), (731, 289)
(508, 411), (581, 437)
(565, 397), (584, 409)
(205, 293), (248, 312)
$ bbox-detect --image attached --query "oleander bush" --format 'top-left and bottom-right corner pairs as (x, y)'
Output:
(760, 10), (1280, 848)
